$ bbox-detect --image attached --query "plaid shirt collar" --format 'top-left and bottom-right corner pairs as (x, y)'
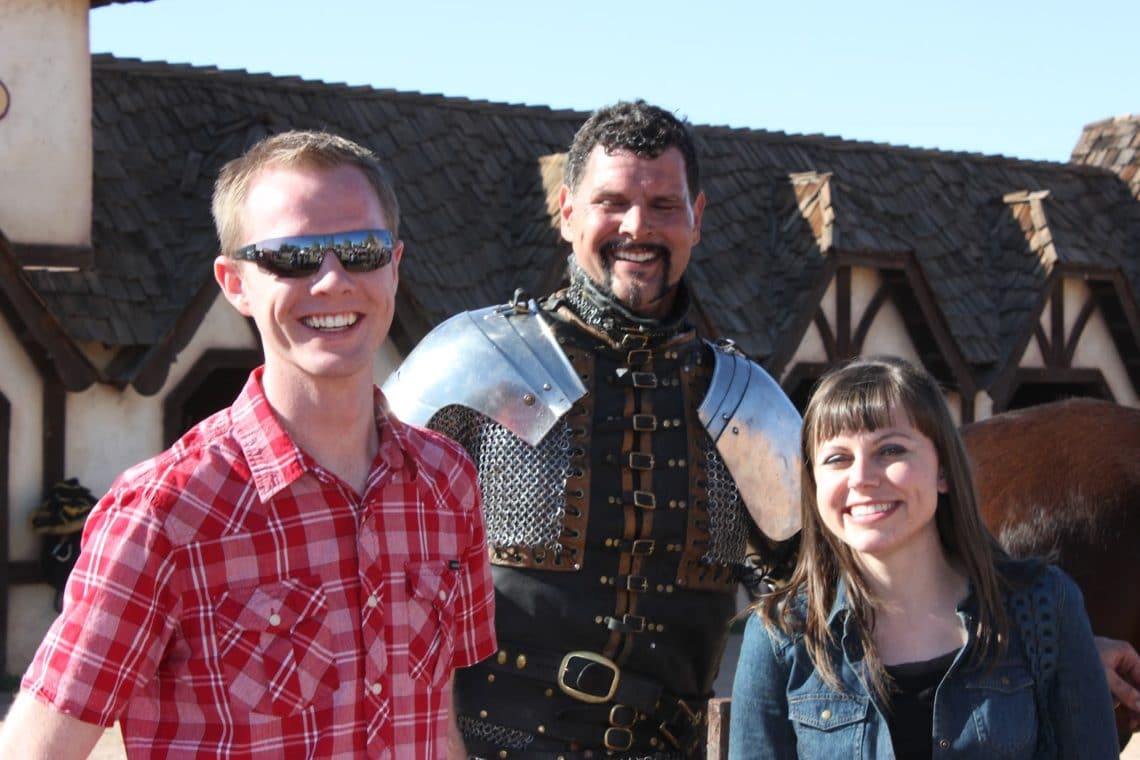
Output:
(231, 366), (416, 501)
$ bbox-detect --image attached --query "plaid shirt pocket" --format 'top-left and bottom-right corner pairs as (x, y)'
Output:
(405, 560), (459, 686)
(216, 577), (340, 716)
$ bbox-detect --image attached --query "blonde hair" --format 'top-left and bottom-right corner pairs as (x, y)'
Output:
(211, 130), (400, 257)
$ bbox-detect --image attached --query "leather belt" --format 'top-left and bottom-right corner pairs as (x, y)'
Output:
(486, 642), (706, 752)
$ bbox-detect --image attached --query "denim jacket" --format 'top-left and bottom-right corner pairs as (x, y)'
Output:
(728, 564), (1118, 759)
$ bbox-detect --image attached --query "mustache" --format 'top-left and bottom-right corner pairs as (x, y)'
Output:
(600, 239), (671, 260)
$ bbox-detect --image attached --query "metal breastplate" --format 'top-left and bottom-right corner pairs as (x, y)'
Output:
(430, 316), (751, 592)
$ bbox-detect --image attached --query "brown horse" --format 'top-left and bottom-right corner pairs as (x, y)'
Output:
(962, 397), (1140, 743)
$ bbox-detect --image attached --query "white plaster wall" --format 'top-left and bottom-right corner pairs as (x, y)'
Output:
(1019, 331), (1045, 368)
(1071, 305), (1139, 407)
(975, 391), (995, 422)
(0, 0), (91, 246)
(0, 322), (45, 563)
(163, 293), (258, 391)
(859, 299), (923, 364)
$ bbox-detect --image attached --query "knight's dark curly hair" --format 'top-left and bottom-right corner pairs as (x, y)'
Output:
(565, 100), (699, 198)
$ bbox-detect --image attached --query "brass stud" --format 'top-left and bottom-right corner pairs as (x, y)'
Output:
(537, 725), (546, 734)
(480, 709), (489, 718)
(516, 654), (528, 669)
(821, 709), (832, 720)
(678, 458), (686, 467)
(487, 674), (496, 683)
(498, 752), (508, 759)
(595, 616), (604, 624)
(666, 585), (675, 593)
(496, 650), (508, 665)
(545, 688), (554, 697)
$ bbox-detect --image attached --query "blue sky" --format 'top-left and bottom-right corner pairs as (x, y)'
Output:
(91, 0), (1136, 162)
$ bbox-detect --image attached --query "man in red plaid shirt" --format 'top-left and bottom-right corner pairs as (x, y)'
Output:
(0, 131), (497, 759)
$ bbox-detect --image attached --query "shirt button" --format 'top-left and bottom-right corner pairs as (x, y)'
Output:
(366, 594), (379, 608)
(268, 613), (282, 626)
(438, 590), (448, 601)
(820, 709), (832, 720)
(370, 682), (383, 695)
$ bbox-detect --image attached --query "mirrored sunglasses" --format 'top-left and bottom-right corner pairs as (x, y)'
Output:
(232, 228), (394, 278)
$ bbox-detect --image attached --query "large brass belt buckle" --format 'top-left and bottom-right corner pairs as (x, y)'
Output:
(557, 651), (620, 704)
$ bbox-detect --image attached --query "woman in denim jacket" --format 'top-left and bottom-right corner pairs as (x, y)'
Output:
(729, 356), (1118, 759)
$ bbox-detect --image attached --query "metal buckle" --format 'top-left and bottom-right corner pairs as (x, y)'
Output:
(604, 727), (634, 751)
(623, 575), (648, 592)
(632, 490), (656, 509)
(621, 333), (649, 349)
(632, 413), (657, 432)
(557, 651), (621, 704)
(609, 704), (637, 728)
(631, 371), (658, 388)
(626, 348), (652, 366)
(658, 699), (702, 749)
(630, 539), (655, 555)
(628, 452), (655, 470)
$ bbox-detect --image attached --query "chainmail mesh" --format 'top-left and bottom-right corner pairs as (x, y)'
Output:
(431, 405), (571, 549)
(702, 439), (750, 566)
(458, 715), (534, 750)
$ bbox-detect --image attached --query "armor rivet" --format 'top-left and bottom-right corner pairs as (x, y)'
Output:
(480, 710), (489, 718)
(523, 392), (536, 405)
(496, 650), (508, 665)
(543, 383), (552, 391)
(516, 655), (527, 669)
(487, 674), (496, 683)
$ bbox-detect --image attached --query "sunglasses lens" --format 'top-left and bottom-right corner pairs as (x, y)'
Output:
(236, 230), (393, 277)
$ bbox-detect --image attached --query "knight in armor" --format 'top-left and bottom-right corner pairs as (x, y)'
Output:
(385, 100), (802, 758)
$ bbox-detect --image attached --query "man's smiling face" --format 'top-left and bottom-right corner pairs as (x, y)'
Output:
(559, 146), (704, 319)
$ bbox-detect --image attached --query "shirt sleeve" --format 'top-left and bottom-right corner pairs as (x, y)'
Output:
(728, 611), (799, 760)
(1047, 566), (1120, 758)
(21, 480), (178, 727)
(448, 456), (497, 669)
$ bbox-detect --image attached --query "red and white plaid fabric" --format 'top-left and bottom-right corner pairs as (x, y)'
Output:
(23, 367), (497, 759)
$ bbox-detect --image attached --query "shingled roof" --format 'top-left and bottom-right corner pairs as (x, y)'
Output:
(12, 55), (1140, 397)
(1072, 114), (1140, 200)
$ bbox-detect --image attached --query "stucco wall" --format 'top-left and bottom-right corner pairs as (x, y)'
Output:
(0, 0), (91, 246)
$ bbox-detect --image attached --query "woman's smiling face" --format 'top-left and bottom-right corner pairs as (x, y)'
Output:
(811, 403), (947, 563)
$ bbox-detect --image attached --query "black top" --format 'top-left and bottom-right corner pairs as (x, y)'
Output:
(884, 649), (958, 760)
